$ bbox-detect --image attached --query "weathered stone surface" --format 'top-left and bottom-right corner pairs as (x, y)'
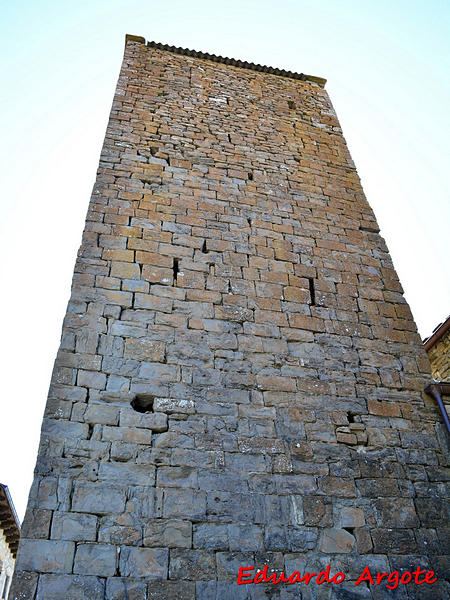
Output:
(124, 338), (165, 362)
(338, 507), (365, 528)
(12, 35), (445, 599)
(320, 528), (355, 553)
(51, 511), (97, 541)
(74, 543), (116, 576)
(119, 547), (168, 579)
(168, 549), (216, 580)
(143, 519), (192, 548)
(374, 498), (419, 528)
(35, 574), (104, 600)
(119, 407), (167, 430)
(16, 539), (75, 573)
(371, 528), (417, 553)
(153, 397), (195, 414)
(163, 489), (206, 520)
(7, 570), (38, 600)
(105, 578), (147, 600)
(147, 580), (196, 599)
(193, 523), (229, 550)
(20, 508), (52, 539)
(71, 482), (126, 514)
(98, 461), (155, 485)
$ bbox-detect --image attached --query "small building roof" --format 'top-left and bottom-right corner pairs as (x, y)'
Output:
(0, 484), (20, 558)
(423, 315), (450, 352)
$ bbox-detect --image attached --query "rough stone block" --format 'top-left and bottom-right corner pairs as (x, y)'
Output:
(105, 578), (147, 600)
(78, 370), (107, 390)
(193, 523), (229, 550)
(74, 543), (116, 576)
(168, 549), (216, 580)
(35, 574), (105, 600)
(119, 547), (168, 579)
(163, 488), (206, 520)
(374, 498), (419, 528)
(7, 570), (38, 600)
(143, 519), (192, 548)
(119, 408), (167, 431)
(153, 397), (195, 414)
(101, 425), (152, 444)
(124, 338), (165, 362)
(21, 508), (52, 539)
(51, 511), (97, 541)
(147, 580), (196, 599)
(320, 528), (355, 553)
(98, 461), (155, 485)
(16, 539), (75, 573)
(338, 507), (366, 528)
(72, 482), (126, 514)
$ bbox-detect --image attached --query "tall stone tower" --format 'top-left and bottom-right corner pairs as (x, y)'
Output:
(11, 35), (449, 600)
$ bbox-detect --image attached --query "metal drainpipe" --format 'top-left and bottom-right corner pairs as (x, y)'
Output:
(425, 382), (450, 434)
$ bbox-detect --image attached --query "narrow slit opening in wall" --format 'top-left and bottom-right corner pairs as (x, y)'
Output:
(227, 134), (231, 143)
(202, 239), (208, 253)
(248, 172), (253, 181)
(247, 217), (252, 226)
(308, 278), (316, 305)
(131, 395), (155, 414)
(173, 258), (179, 284)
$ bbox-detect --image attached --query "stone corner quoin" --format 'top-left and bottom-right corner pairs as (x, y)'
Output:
(10, 34), (449, 600)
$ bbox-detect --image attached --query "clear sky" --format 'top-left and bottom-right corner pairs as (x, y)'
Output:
(1, 0), (449, 520)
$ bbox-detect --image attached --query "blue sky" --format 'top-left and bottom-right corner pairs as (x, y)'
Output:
(1, 0), (449, 519)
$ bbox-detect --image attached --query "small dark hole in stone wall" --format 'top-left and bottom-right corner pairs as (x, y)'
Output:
(347, 413), (356, 423)
(308, 278), (316, 305)
(343, 527), (355, 535)
(173, 258), (179, 283)
(248, 173), (253, 181)
(247, 217), (252, 226)
(288, 100), (296, 110)
(149, 146), (159, 156)
(131, 395), (155, 414)
(202, 239), (208, 253)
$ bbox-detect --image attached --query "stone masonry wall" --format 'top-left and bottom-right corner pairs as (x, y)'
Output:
(427, 327), (450, 382)
(11, 36), (449, 600)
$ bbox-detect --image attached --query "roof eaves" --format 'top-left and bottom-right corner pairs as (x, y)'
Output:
(125, 34), (327, 88)
(0, 484), (21, 558)
(424, 315), (450, 352)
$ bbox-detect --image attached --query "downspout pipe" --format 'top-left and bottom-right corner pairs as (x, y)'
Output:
(425, 382), (450, 434)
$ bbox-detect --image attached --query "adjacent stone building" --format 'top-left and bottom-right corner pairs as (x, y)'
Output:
(424, 315), (450, 382)
(10, 35), (449, 599)
(0, 484), (20, 599)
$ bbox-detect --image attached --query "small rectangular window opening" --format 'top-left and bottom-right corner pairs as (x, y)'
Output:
(173, 258), (179, 284)
(308, 278), (316, 305)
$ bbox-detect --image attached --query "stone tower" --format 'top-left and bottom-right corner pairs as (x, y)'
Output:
(11, 35), (449, 600)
